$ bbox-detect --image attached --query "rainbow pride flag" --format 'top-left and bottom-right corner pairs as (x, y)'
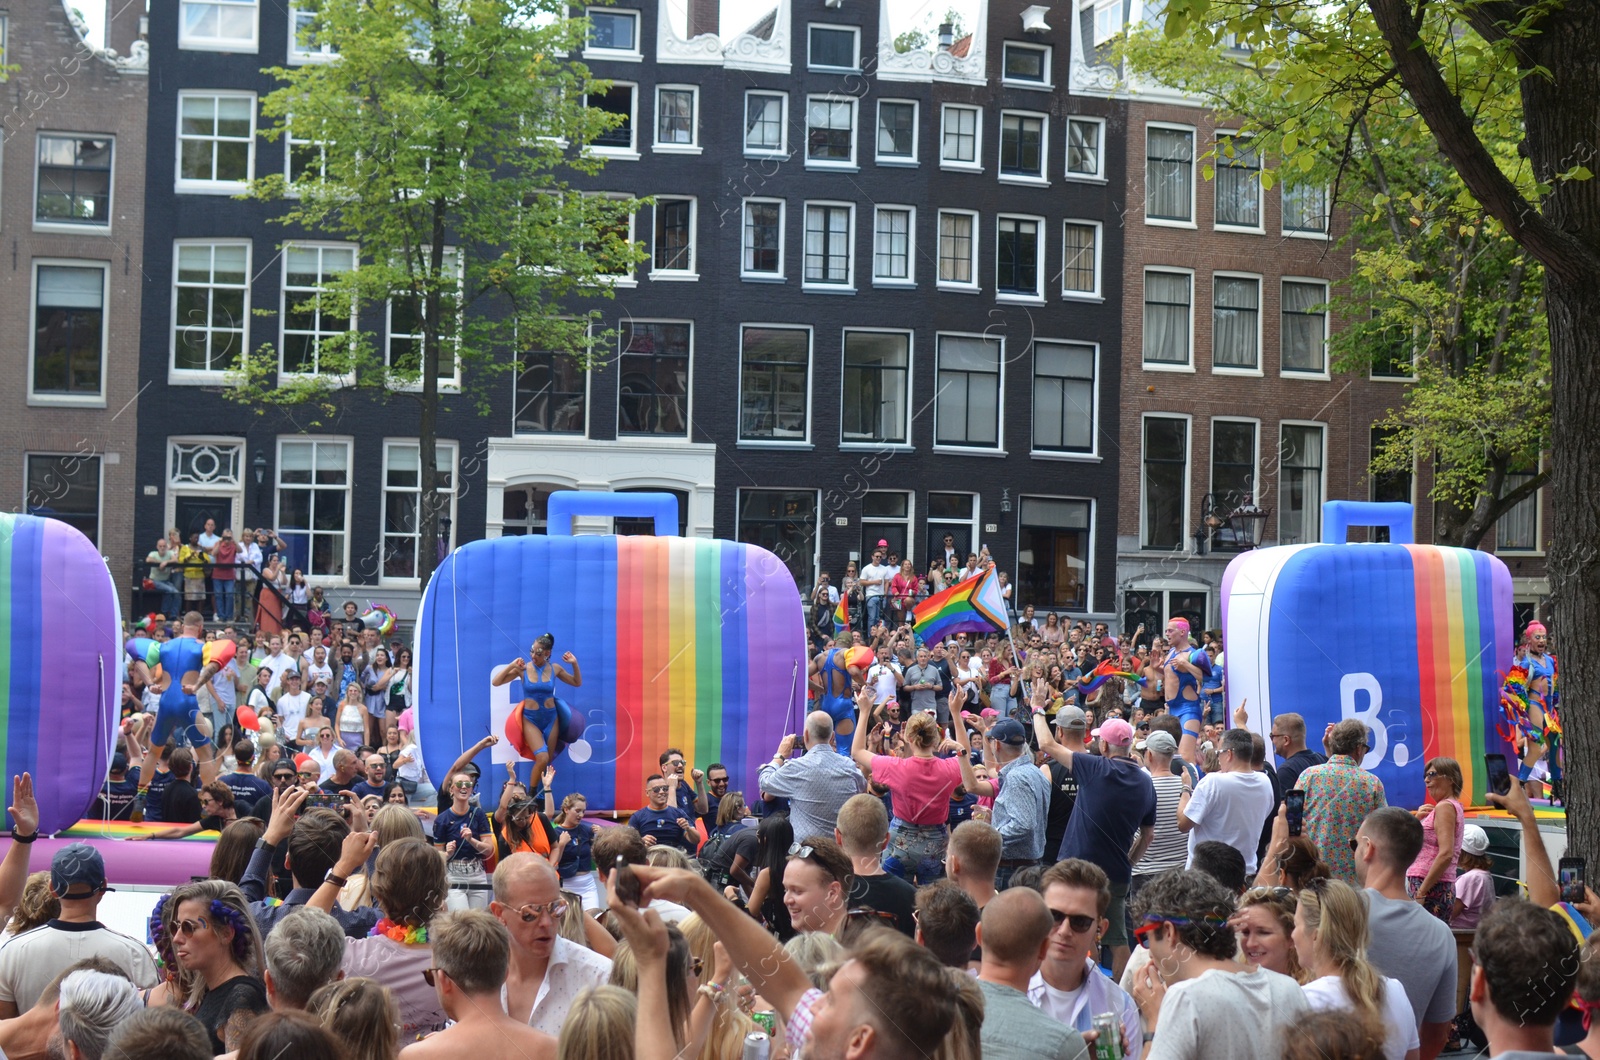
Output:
(833, 596), (850, 633)
(912, 568), (1008, 643)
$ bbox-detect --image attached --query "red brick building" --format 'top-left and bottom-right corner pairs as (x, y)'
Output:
(0, 0), (147, 608)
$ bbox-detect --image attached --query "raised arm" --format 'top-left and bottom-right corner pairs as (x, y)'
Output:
(557, 651), (582, 687)
(490, 658), (525, 688)
(1032, 707), (1074, 769)
(1489, 777), (1558, 907)
(0, 775), (39, 927)
(849, 687), (876, 774)
(443, 734), (498, 784)
(950, 697), (996, 798)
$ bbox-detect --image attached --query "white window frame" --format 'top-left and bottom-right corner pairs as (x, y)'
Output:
(871, 204), (916, 288)
(379, 439), (459, 587)
(33, 133), (114, 234)
(1213, 131), (1263, 233)
(937, 209), (980, 293)
(653, 84), (700, 154)
(274, 436), (353, 585)
(284, 113), (328, 191)
(586, 82), (639, 160)
(175, 91), (256, 194)
(927, 492), (981, 564)
(995, 213), (1045, 303)
(586, 195), (638, 288)
(741, 198), (786, 282)
(1276, 420), (1328, 545)
(616, 319), (694, 440)
(939, 104), (982, 171)
(1001, 41), (1052, 88)
(23, 452), (104, 548)
(385, 247), (463, 392)
(1092, 0), (1121, 45)
(1282, 180), (1330, 239)
(178, 0), (259, 53)
(1139, 412), (1193, 551)
(802, 200), (856, 293)
(1029, 339), (1101, 460)
(1208, 416), (1262, 511)
(27, 258), (109, 408)
(997, 110), (1049, 186)
(170, 239), (252, 384)
(287, 3), (337, 62)
(1065, 116), (1106, 181)
(1280, 277), (1331, 379)
(933, 331), (1005, 454)
(1141, 266), (1196, 372)
(840, 328), (913, 449)
(804, 94), (858, 170)
(1495, 460), (1545, 556)
(1145, 122), (1197, 229)
(1211, 271), (1264, 377)
(807, 23), (860, 72)
(743, 91), (788, 158)
(279, 241), (358, 385)
(583, 6), (641, 60)
(737, 323), (814, 447)
(1060, 219), (1103, 301)
(650, 195), (698, 280)
(874, 98), (919, 166)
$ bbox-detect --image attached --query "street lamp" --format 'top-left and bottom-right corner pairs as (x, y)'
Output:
(252, 451), (267, 486)
(1227, 498), (1270, 549)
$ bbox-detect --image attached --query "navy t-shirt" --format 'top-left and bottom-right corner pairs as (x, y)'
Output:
(222, 771), (271, 811)
(350, 780), (389, 801)
(1055, 752), (1156, 883)
(947, 791), (979, 828)
(556, 822), (596, 879)
(143, 770), (172, 823)
(628, 806), (697, 853)
(434, 806), (492, 866)
(89, 768), (141, 821)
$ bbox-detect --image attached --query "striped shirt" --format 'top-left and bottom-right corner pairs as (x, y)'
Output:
(1134, 771), (1188, 878)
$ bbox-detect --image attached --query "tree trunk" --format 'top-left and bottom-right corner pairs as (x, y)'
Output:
(417, 217), (446, 591)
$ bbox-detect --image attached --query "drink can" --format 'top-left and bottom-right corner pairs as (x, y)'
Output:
(1092, 1011), (1123, 1060)
(742, 1030), (771, 1060)
(750, 1009), (776, 1036)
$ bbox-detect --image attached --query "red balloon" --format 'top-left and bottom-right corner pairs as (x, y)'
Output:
(236, 705), (260, 732)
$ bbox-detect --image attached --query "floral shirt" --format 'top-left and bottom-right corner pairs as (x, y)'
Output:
(1299, 754), (1387, 883)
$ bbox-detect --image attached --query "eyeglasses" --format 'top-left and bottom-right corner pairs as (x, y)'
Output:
(1132, 920), (1164, 947)
(421, 967), (449, 987)
(513, 900), (569, 922)
(709, 777), (729, 786)
(647, 786), (668, 795)
(846, 908), (899, 926)
(1348, 835), (1366, 852)
(172, 916), (211, 938)
(1242, 886), (1295, 907)
(1423, 770), (1443, 780)
(1049, 910), (1098, 934)
(788, 843), (816, 860)
(691, 957), (704, 976)
(452, 781), (475, 790)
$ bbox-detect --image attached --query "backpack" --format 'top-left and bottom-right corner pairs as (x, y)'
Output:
(699, 827), (735, 887)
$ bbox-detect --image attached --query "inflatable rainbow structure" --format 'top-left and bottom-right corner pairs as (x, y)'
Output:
(417, 496), (805, 810)
(1224, 502), (1513, 808)
(0, 513), (122, 834)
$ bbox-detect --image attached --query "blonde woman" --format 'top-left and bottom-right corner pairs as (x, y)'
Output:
(557, 985), (636, 1060)
(338, 803), (427, 909)
(1232, 886), (1306, 982)
(308, 977), (399, 1060)
(852, 687), (964, 884)
(336, 681), (368, 752)
(150, 879), (269, 1053)
(1293, 879), (1420, 1060)
(677, 913), (758, 1060)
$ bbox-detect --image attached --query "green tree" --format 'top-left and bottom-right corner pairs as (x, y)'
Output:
(1153, 0), (1600, 901)
(241, 0), (644, 585)
(1117, 18), (1549, 548)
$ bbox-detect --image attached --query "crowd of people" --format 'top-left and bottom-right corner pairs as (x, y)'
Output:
(4, 567), (1574, 1059)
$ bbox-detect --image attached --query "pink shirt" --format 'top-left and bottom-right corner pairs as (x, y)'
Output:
(870, 754), (963, 826)
(341, 935), (446, 1041)
(1406, 797), (1463, 884)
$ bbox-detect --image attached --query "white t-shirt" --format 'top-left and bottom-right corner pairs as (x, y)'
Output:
(861, 563), (895, 599)
(276, 691), (311, 738)
(1148, 967), (1309, 1060)
(867, 662), (901, 705)
(1183, 769), (1275, 874)
(308, 743), (338, 782)
(0, 920), (160, 1012)
(1301, 974), (1420, 1060)
(261, 652), (297, 694)
(305, 660), (334, 688)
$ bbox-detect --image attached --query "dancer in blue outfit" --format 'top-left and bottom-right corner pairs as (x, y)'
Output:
(493, 632), (584, 782)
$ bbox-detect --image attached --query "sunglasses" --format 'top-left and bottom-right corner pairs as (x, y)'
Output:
(846, 908), (899, 926)
(1049, 910), (1097, 934)
(1243, 886), (1294, 906)
(788, 843), (816, 859)
(513, 900), (569, 922)
(691, 957), (704, 977)
(172, 916), (211, 938)
(421, 967), (448, 987)
(1132, 920), (1164, 947)
(452, 782), (475, 790)
(647, 786), (668, 795)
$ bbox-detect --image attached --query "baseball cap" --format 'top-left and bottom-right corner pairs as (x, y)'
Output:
(876, 539), (888, 548)
(1144, 731), (1178, 755)
(51, 844), (110, 897)
(110, 752), (128, 774)
(1093, 718), (1135, 746)
(1054, 705), (1087, 731)
(988, 718), (1028, 746)
(1461, 825), (1490, 857)
(271, 760), (298, 777)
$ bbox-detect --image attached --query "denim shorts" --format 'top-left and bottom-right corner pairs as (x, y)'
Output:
(882, 820), (949, 886)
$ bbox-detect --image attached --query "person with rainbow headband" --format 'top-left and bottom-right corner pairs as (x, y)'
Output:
(125, 610), (235, 748)
(492, 633), (584, 786)
(1162, 617), (1211, 763)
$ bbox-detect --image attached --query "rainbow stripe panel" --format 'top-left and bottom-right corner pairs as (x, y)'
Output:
(1243, 543), (1511, 808)
(0, 513), (122, 833)
(416, 534), (804, 811)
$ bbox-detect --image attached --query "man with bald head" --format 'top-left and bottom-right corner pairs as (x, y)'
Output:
(490, 853), (612, 1036)
(976, 888), (1090, 1060)
(757, 710), (866, 843)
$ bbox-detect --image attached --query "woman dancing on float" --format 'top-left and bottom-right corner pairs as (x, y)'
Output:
(492, 633), (585, 782)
